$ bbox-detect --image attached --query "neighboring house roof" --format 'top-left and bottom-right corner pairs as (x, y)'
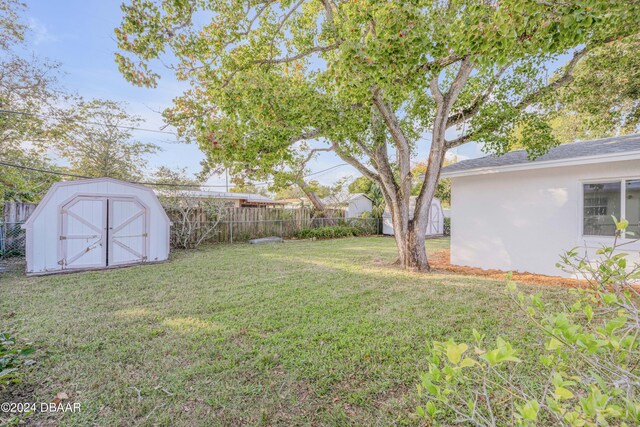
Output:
(278, 198), (310, 205)
(279, 198), (307, 203)
(441, 133), (640, 178)
(172, 190), (285, 204)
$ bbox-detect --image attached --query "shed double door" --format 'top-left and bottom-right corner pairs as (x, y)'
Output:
(60, 196), (148, 270)
(427, 202), (441, 235)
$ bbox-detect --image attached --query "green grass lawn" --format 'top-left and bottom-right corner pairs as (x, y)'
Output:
(0, 237), (571, 426)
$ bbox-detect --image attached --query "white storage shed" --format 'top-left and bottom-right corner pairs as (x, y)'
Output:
(346, 193), (373, 218)
(382, 197), (444, 236)
(22, 178), (170, 275)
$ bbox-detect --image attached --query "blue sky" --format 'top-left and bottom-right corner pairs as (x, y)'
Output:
(23, 1), (485, 188)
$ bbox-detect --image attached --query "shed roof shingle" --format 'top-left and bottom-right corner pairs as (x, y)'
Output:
(442, 134), (640, 176)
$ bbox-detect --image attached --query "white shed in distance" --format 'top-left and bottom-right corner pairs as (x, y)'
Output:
(382, 197), (444, 236)
(22, 178), (170, 275)
(345, 193), (373, 218)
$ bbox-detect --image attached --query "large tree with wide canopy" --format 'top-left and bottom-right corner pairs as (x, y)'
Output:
(115, 0), (639, 271)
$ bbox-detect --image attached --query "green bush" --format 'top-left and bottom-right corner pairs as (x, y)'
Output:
(443, 217), (451, 236)
(417, 217), (640, 426)
(0, 332), (35, 387)
(294, 225), (365, 240)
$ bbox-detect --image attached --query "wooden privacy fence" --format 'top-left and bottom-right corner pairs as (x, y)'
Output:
(223, 206), (345, 240)
(165, 205), (380, 247)
(0, 202), (37, 257)
(0, 201), (379, 256)
(2, 201), (37, 223)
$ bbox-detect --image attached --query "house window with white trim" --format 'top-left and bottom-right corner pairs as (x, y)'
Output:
(583, 182), (621, 236)
(626, 180), (640, 237)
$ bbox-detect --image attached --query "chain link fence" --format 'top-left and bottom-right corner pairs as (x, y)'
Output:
(0, 222), (26, 259)
(171, 217), (381, 247)
(1, 217), (382, 259)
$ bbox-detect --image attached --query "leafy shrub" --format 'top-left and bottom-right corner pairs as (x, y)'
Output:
(443, 217), (451, 236)
(417, 217), (640, 426)
(295, 225), (365, 240)
(0, 332), (34, 387)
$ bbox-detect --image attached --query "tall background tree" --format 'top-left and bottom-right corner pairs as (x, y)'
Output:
(115, 0), (640, 271)
(0, 0), (65, 202)
(275, 180), (330, 200)
(508, 32), (640, 147)
(50, 99), (160, 181)
(550, 33), (640, 142)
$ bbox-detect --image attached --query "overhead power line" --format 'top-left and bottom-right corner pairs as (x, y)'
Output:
(305, 163), (347, 177)
(0, 161), (222, 187)
(0, 161), (351, 189)
(0, 108), (187, 140)
(0, 109), (352, 186)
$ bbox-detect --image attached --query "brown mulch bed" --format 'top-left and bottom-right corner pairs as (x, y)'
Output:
(430, 249), (586, 288)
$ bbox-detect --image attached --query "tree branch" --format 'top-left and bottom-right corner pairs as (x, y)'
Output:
(289, 128), (322, 144)
(447, 64), (509, 127)
(319, 0), (335, 28)
(371, 87), (412, 197)
(253, 43), (340, 65)
(418, 54), (462, 74)
(298, 146), (334, 173)
(445, 133), (471, 149)
(517, 46), (587, 109)
(237, 1), (276, 36)
(444, 57), (475, 109)
(444, 45), (596, 148)
(332, 142), (380, 183)
(371, 87), (410, 158)
(369, 137), (400, 202)
(414, 56), (475, 229)
(430, 76), (444, 104)
(354, 138), (374, 159)
(265, 0), (305, 62)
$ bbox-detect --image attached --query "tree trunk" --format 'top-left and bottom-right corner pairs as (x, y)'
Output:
(406, 138), (448, 272)
(383, 190), (430, 271)
(389, 210), (430, 271)
(296, 179), (325, 211)
(407, 222), (429, 271)
(399, 57), (474, 272)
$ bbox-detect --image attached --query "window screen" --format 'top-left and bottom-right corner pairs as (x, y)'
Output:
(583, 182), (621, 236)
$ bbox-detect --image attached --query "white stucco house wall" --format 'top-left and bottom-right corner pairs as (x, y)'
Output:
(382, 196), (444, 236)
(441, 134), (640, 277)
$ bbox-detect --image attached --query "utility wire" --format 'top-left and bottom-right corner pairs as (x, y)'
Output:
(305, 163), (346, 177)
(0, 109), (352, 186)
(0, 161), (218, 187)
(0, 109), (187, 141)
(0, 161), (351, 189)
